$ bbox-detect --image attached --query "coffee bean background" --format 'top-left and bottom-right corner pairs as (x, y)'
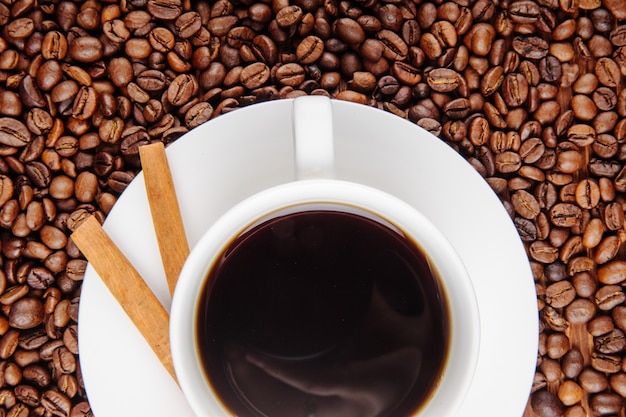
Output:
(0, 0), (620, 416)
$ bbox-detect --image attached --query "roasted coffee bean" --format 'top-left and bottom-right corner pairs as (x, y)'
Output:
(275, 63), (306, 86)
(147, 0), (182, 20)
(562, 349), (584, 378)
(8, 298), (43, 329)
(590, 392), (624, 415)
(68, 37), (103, 63)
(531, 390), (563, 417)
(426, 68), (459, 92)
(550, 203), (582, 228)
(557, 380), (583, 407)
(595, 328), (626, 354)
(596, 285), (626, 311)
(333, 18), (365, 45)
(502, 73), (528, 107)
(41, 389), (71, 417)
(377, 29), (408, 60)
(167, 74), (198, 106)
(545, 280), (575, 308)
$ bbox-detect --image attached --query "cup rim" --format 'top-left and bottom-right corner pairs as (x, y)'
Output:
(170, 179), (480, 417)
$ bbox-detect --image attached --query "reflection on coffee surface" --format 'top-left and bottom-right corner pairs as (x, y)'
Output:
(197, 206), (449, 417)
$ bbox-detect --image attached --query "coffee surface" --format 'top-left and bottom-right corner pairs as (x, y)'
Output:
(197, 207), (449, 417)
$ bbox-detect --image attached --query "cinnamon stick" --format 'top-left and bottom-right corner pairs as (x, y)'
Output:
(70, 215), (176, 381)
(139, 142), (190, 296)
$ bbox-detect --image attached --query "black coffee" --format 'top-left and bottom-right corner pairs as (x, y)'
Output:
(197, 206), (450, 417)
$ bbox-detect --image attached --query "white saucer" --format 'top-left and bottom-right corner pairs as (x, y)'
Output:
(78, 99), (538, 417)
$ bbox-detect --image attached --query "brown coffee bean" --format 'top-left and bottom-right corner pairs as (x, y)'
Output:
(549, 203), (582, 228)
(588, 315), (614, 336)
(9, 298), (43, 329)
(562, 349), (584, 378)
(596, 57), (621, 87)
(502, 73), (529, 107)
(557, 380), (583, 407)
(571, 94), (597, 121)
(580, 368), (609, 393)
(598, 259), (626, 284)
(175, 12), (202, 39)
(14, 384), (39, 407)
(41, 389), (71, 417)
(275, 63), (306, 87)
(590, 393), (624, 415)
(545, 280), (576, 308)
(595, 328), (626, 354)
(68, 37), (103, 63)
(333, 18), (365, 45)
(511, 189), (541, 219)
(391, 62), (421, 86)
(604, 202), (624, 230)
(276, 5), (302, 28)
(72, 86), (97, 120)
(62, 324), (78, 355)
(377, 29), (408, 61)
(107, 57), (134, 88)
(74, 171), (98, 203)
(184, 102), (213, 129)
(426, 68), (460, 92)
(596, 285), (626, 311)
(240, 62), (270, 90)
(48, 175), (74, 200)
(42, 31), (68, 60)
(480, 65), (503, 96)
(465, 23), (495, 57)
(565, 298), (596, 324)
(574, 179), (600, 210)
(589, 158), (622, 177)
(147, 0), (182, 20)
(167, 74), (198, 106)
(0, 118), (31, 148)
(531, 390), (563, 417)
(494, 151), (521, 173)
(296, 36), (323, 64)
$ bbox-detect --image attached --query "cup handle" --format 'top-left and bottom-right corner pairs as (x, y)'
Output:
(292, 96), (335, 180)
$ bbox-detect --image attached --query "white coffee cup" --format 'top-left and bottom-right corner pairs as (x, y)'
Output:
(170, 96), (480, 417)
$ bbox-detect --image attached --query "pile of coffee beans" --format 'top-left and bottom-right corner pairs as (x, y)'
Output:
(0, 0), (621, 415)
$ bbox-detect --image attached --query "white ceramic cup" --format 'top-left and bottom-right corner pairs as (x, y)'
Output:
(170, 96), (480, 417)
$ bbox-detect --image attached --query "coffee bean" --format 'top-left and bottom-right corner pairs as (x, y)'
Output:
(590, 392), (624, 415)
(579, 368), (609, 393)
(557, 380), (583, 407)
(511, 189), (541, 219)
(0, 118), (31, 148)
(426, 68), (460, 92)
(531, 390), (563, 417)
(8, 298), (43, 330)
(41, 389), (71, 417)
(333, 18), (365, 45)
(147, 0), (182, 20)
(296, 35), (323, 64)
(603, 202), (624, 231)
(167, 74), (198, 106)
(175, 12), (202, 39)
(562, 349), (584, 378)
(596, 285), (626, 311)
(377, 29), (408, 61)
(240, 62), (270, 90)
(545, 280), (576, 308)
(68, 37), (103, 63)
(276, 5), (303, 29)
(275, 63), (306, 87)
(595, 328), (626, 354)
(610, 373), (626, 398)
